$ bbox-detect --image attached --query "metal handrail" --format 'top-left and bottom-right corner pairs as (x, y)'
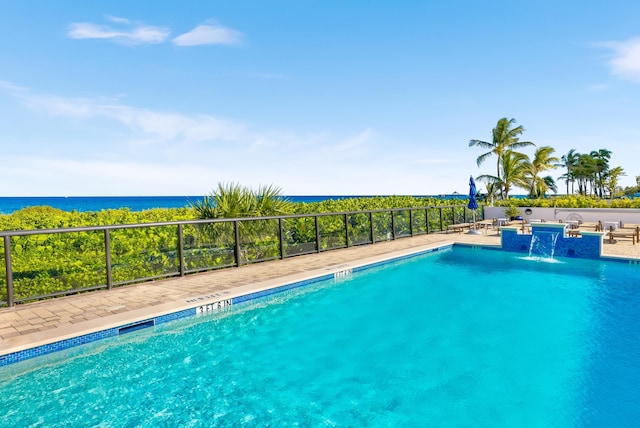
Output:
(0, 205), (469, 237)
(0, 204), (481, 307)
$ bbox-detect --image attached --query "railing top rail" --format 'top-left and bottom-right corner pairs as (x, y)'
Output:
(0, 204), (475, 237)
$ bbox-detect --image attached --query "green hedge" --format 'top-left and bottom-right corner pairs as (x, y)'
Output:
(494, 195), (640, 209)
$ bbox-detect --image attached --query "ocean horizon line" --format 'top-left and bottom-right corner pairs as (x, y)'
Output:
(0, 194), (478, 215)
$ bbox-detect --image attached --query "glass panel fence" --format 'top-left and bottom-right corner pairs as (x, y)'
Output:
(318, 214), (347, 251)
(239, 218), (280, 264)
(347, 212), (373, 246)
(282, 217), (317, 256)
(111, 225), (180, 285)
(9, 231), (106, 303)
(182, 222), (236, 273)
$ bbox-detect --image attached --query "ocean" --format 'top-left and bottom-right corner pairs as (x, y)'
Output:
(0, 195), (469, 215)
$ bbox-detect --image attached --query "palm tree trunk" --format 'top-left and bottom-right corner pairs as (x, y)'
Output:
(496, 158), (503, 199)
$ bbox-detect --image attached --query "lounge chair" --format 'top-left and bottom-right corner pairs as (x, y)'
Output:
(568, 221), (600, 237)
(446, 223), (471, 234)
(579, 221), (599, 230)
(606, 224), (638, 245)
(616, 224), (640, 243)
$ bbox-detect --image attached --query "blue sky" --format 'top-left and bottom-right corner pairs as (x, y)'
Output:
(2, 1), (640, 196)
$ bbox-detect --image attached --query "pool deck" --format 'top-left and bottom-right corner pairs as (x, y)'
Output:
(2, 229), (639, 358)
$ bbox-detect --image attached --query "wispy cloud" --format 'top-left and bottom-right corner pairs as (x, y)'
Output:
(2, 83), (379, 154)
(599, 36), (640, 83)
(326, 128), (374, 153)
(413, 158), (450, 165)
(104, 15), (130, 25)
(172, 23), (244, 46)
(587, 83), (609, 92)
(1, 156), (218, 195)
(2, 83), (248, 145)
(67, 16), (170, 45)
(66, 17), (244, 48)
(0, 80), (29, 92)
(1, 82), (380, 195)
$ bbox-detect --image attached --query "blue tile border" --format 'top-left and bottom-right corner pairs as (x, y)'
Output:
(0, 308), (197, 368)
(4, 242), (634, 368)
(232, 274), (334, 305)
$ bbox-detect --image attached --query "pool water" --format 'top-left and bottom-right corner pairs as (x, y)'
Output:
(1, 247), (639, 427)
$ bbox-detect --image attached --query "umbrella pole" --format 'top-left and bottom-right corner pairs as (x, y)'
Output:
(467, 210), (482, 234)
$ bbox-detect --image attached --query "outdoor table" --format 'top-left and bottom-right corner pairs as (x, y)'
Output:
(476, 220), (494, 233)
(566, 220), (579, 229)
(496, 218), (508, 227)
(602, 221), (619, 231)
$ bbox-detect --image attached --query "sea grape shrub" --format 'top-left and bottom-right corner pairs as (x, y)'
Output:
(0, 207), (194, 304)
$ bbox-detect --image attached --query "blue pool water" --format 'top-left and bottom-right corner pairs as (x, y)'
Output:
(1, 247), (639, 426)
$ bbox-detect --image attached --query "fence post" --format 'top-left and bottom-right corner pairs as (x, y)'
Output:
(439, 208), (443, 231)
(278, 218), (285, 259)
(315, 216), (320, 252)
(4, 236), (14, 307)
(104, 229), (113, 290)
(178, 224), (185, 277)
(234, 221), (242, 266)
(451, 206), (455, 224)
(344, 214), (350, 247)
(369, 211), (374, 243)
(425, 208), (430, 234)
(391, 211), (396, 240)
(409, 209), (414, 236)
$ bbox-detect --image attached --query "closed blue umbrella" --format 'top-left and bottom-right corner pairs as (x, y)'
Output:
(468, 175), (478, 210)
(467, 176), (481, 234)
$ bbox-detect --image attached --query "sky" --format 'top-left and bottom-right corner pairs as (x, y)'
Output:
(1, 1), (640, 197)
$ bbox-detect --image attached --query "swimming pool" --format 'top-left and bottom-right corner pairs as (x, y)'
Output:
(1, 246), (639, 426)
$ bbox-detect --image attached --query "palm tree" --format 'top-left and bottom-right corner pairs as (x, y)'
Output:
(574, 154), (597, 196)
(484, 181), (502, 205)
(606, 166), (625, 199)
(558, 149), (579, 195)
(526, 146), (559, 198)
(590, 149), (612, 197)
(192, 182), (292, 251)
(253, 184), (293, 216)
(542, 176), (558, 195)
(477, 150), (530, 199)
(193, 182), (291, 219)
(469, 118), (535, 199)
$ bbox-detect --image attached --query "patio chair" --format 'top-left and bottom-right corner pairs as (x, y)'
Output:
(446, 223), (471, 234)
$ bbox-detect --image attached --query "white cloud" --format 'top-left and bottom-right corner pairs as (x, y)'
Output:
(1, 156), (218, 196)
(172, 24), (244, 46)
(67, 17), (170, 45)
(3, 84), (248, 145)
(2, 82), (423, 196)
(66, 17), (244, 48)
(0, 80), (29, 92)
(98, 106), (248, 144)
(587, 83), (609, 92)
(600, 37), (640, 83)
(326, 128), (374, 153)
(413, 158), (450, 165)
(105, 15), (130, 24)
